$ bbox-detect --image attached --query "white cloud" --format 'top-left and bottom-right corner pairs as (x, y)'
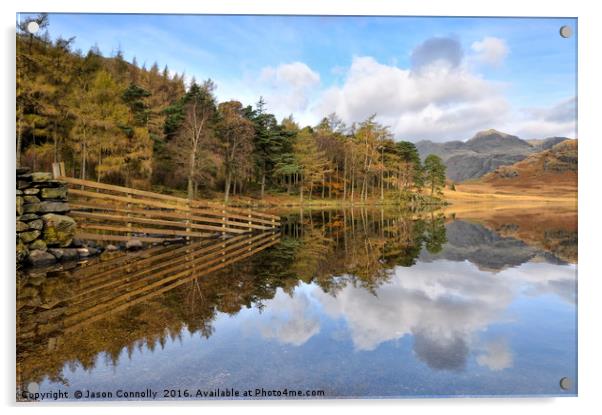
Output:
(251, 257), (574, 372)
(315, 55), (510, 141)
(212, 37), (571, 142)
(471, 37), (510, 66)
(513, 97), (577, 139)
(476, 339), (514, 371)
(258, 62), (320, 119)
(256, 290), (320, 346)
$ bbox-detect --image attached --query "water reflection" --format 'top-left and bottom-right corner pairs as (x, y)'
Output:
(17, 206), (577, 398)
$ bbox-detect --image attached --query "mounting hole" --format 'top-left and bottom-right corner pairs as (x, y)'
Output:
(559, 377), (571, 390)
(26, 21), (39, 34)
(27, 382), (39, 393)
(559, 25), (572, 38)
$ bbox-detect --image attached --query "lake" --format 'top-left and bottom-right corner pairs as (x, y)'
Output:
(16, 205), (577, 400)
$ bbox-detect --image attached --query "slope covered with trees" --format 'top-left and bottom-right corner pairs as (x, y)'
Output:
(16, 14), (445, 205)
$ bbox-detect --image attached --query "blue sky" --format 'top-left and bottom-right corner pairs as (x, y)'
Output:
(18, 13), (577, 141)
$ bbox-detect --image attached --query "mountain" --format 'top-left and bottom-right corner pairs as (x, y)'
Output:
(526, 136), (569, 152)
(415, 129), (571, 182)
(480, 139), (577, 185)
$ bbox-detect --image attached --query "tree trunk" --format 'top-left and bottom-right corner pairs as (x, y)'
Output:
(81, 131), (87, 180)
(260, 172), (265, 197)
(187, 146), (197, 200)
(342, 153), (348, 201)
(224, 169), (232, 203)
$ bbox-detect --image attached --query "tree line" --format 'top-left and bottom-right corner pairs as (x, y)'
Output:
(17, 14), (446, 204)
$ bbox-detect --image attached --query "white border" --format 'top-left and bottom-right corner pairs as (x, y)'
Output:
(2, 1), (600, 414)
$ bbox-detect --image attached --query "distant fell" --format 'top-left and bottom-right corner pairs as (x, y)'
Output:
(415, 129), (572, 182)
(481, 139), (577, 186)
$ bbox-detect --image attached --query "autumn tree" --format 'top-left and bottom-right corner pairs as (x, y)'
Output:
(216, 100), (255, 203)
(293, 128), (328, 202)
(165, 80), (217, 199)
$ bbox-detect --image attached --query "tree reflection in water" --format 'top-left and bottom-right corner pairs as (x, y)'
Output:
(16, 207), (576, 395)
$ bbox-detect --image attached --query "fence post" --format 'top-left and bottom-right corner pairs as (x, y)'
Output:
(185, 200), (191, 242)
(221, 209), (226, 237)
(126, 192), (132, 238)
(52, 162), (61, 179)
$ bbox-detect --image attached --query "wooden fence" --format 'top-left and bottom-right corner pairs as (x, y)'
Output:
(57, 175), (281, 243)
(18, 231), (280, 336)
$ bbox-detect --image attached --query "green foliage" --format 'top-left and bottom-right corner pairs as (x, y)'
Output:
(423, 154), (446, 196)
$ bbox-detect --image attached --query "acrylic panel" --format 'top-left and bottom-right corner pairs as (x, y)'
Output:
(16, 13), (577, 401)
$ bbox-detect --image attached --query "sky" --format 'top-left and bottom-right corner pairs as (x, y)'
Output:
(18, 13), (577, 142)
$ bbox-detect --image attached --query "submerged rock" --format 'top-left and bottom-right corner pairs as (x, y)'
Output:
(126, 239), (143, 250)
(48, 248), (64, 260)
(61, 248), (79, 261)
(27, 250), (56, 266)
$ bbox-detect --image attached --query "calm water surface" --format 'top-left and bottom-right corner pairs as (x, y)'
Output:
(17, 206), (577, 399)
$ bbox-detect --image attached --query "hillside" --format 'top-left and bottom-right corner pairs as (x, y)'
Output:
(480, 139), (577, 187)
(449, 139), (577, 200)
(415, 130), (571, 182)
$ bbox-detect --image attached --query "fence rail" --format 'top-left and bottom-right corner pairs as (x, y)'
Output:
(58, 176), (281, 243)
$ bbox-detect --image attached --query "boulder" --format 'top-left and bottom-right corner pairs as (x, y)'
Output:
(16, 196), (23, 216)
(48, 248), (64, 260)
(16, 221), (28, 232)
(19, 213), (39, 221)
(24, 188), (40, 195)
(126, 239), (143, 250)
(40, 187), (67, 200)
(42, 213), (77, 247)
(23, 202), (41, 213)
(61, 248), (79, 261)
(87, 247), (101, 256)
(17, 180), (30, 189)
(16, 189), (23, 195)
(77, 247), (90, 257)
(16, 239), (29, 263)
(105, 244), (118, 251)
(31, 172), (53, 182)
(20, 230), (41, 243)
(38, 202), (69, 213)
(28, 219), (44, 230)
(27, 250), (56, 266)
(70, 238), (84, 248)
(34, 179), (64, 188)
(29, 239), (47, 251)
(23, 195), (40, 204)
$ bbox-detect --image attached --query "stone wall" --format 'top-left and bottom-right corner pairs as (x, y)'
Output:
(16, 167), (79, 266)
